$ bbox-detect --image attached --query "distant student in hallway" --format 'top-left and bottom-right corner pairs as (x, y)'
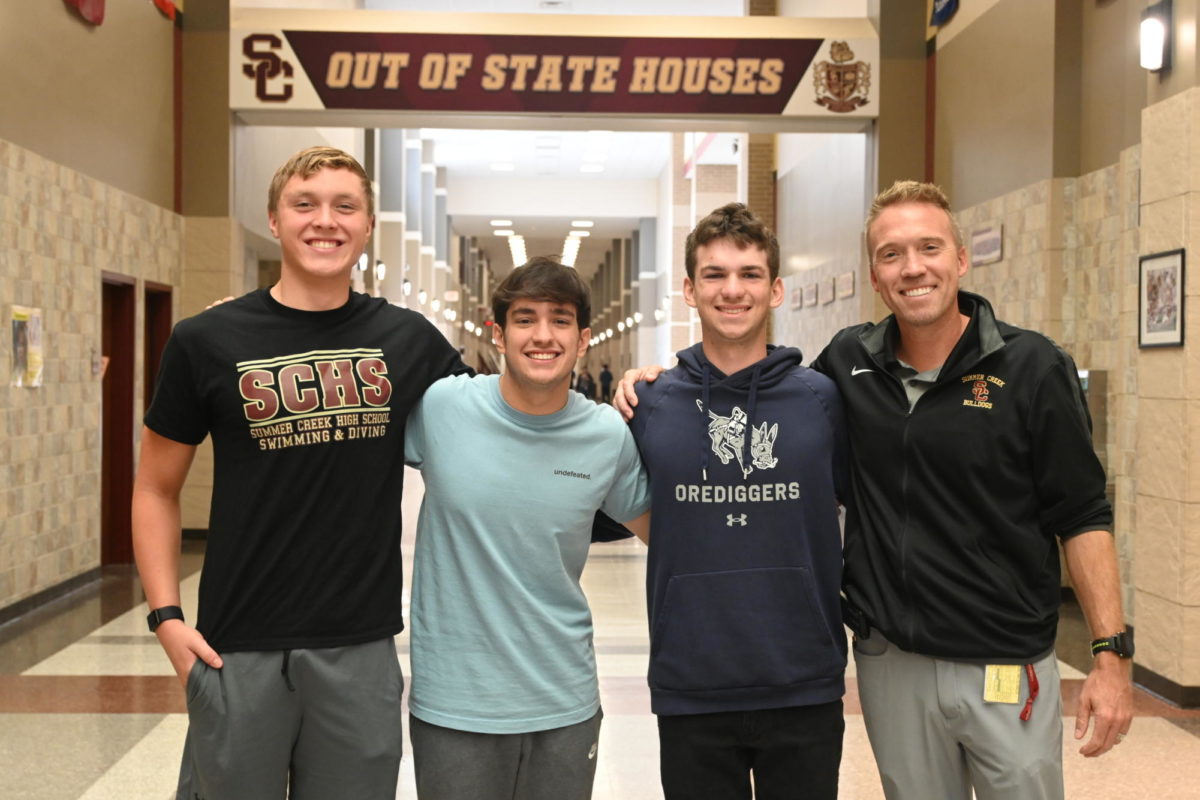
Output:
(404, 257), (650, 800)
(132, 146), (467, 800)
(575, 366), (597, 400)
(623, 204), (848, 799)
(598, 362), (613, 403)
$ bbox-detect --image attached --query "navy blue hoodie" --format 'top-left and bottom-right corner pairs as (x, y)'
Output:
(630, 343), (848, 715)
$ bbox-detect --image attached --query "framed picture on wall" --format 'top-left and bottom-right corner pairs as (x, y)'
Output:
(803, 282), (818, 307)
(1139, 248), (1185, 348)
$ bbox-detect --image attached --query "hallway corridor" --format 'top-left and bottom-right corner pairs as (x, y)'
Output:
(1, 469), (1199, 799)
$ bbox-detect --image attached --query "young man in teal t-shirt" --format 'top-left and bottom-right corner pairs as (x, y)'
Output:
(404, 258), (651, 800)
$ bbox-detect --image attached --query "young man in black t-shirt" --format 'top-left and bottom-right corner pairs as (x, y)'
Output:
(132, 147), (466, 800)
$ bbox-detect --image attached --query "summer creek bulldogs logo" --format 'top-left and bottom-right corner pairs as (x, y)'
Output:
(814, 41), (870, 113)
(961, 373), (1005, 409)
(696, 401), (779, 478)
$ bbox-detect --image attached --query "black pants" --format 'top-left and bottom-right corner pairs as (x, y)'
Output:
(657, 701), (844, 800)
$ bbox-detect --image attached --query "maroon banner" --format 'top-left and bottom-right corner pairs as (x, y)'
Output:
(279, 31), (822, 115)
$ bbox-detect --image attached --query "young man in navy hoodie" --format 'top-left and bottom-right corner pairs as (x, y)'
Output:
(626, 203), (848, 799)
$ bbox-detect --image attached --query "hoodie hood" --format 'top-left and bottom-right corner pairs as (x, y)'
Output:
(674, 343), (804, 481)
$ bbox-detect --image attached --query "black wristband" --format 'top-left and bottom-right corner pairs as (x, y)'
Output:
(147, 605), (185, 632)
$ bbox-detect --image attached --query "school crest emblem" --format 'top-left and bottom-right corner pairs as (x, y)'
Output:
(814, 41), (871, 113)
(696, 401), (779, 478)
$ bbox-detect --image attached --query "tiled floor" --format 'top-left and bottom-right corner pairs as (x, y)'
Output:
(2, 469), (1198, 798)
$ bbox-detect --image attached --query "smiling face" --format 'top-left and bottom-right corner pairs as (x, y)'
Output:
(268, 167), (373, 286)
(684, 237), (784, 351)
(494, 299), (590, 406)
(867, 201), (968, 331)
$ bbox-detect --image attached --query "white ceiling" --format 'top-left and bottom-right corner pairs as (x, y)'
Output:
(427, 129), (669, 277)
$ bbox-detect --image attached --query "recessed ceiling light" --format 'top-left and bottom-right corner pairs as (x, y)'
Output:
(490, 219), (514, 227)
(580, 164), (605, 173)
(571, 220), (594, 228)
(490, 163), (516, 172)
(493, 229), (515, 237)
(569, 230), (591, 237)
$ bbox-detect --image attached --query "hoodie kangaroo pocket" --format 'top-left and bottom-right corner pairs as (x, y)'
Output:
(649, 566), (839, 693)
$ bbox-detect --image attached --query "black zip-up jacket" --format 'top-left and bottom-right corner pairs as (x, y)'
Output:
(812, 292), (1112, 662)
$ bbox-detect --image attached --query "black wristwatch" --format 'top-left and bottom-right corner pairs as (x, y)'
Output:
(147, 605), (185, 632)
(1091, 630), (1134, 658)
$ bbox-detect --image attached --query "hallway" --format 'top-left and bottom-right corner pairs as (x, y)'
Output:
(1, 469), (1199, 799)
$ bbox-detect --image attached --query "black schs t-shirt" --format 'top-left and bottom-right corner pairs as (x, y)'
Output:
(145, 289), (467, 652)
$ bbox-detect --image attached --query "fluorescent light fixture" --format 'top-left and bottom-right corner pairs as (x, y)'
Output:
(580, 164), (605, 174)
(562, 236), (582, 268)
(569, 230), (590, 237)
(490, 219), (514, 227)
(493, 229), (515, 237)
(571, 220), (594, 228)
(508, 235), (527, 267)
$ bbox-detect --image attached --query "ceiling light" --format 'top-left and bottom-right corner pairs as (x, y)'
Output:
(490, 219), (514, 227)
(374, 260), (387, 282)
(431, 299), (441, 312)
(418, 289), (428, 306)
(402, 279), (412, 296)
(569, 230), (590, 237)
(571, 220), (594, 228)
(508, 235), (527, 267)
(633, 312), (643, 323)
(494, 229), (515, 237)
(617, 321), (625, 332)
(562, 237), (581, 268)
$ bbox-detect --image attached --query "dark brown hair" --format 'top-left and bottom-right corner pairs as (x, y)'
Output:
(685, 202), (780, 280)
(492, 257), (591, 330)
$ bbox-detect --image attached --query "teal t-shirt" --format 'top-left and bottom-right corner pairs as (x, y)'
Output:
(404, 374), (651, 734)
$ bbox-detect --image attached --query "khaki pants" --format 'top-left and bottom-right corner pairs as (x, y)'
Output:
(854, 630), (1064, 800)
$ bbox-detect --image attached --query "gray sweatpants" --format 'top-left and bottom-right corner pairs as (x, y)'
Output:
(410, 708), (603, 800)
(176, 637), (404, 800)
(854, 630), (1063, 800)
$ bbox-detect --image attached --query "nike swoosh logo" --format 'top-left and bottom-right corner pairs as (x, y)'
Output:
(851, 366), (876, 376)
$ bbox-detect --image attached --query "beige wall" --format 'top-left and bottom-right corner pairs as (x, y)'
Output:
(1079, 0), (1146, 175)
(0, 139), (184, 610)
(0, 1), (176, 210)
(934, 0), (1058, 208)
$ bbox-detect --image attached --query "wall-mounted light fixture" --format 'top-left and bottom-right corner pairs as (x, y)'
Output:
(1141, 0), (1172, 72)
(374, 260), (387, 282)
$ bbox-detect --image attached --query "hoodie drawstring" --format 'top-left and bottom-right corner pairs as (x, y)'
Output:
(700, 362), (712, 481)
(741, 365), (763, 477)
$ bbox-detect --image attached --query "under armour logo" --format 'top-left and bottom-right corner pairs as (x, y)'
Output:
(242, 34), (294, 102)
(726, 513), (748, 527)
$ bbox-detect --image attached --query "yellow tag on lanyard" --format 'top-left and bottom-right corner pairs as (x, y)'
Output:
(983, 664), (1022, 704)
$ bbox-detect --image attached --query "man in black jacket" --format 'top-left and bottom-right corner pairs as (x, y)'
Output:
(811, 180), (1133, 800)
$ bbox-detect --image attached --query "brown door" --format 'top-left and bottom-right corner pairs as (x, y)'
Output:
(101, 276), (136, 564)
(144, 282), (173, 409)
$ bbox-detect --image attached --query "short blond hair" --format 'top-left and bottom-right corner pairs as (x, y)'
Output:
(268, 146), (373, 217)
(864, 180), (963, 257)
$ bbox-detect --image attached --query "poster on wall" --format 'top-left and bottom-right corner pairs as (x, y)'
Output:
(1139, 249), (1185, 348)
(836, 270), (855, 299)
(971, 224), (1003, 266)
(819, 277), (835, 305)
(803, 282), (818, 307)
(11, 305), (44, 388)
(791, 287), (803, 310)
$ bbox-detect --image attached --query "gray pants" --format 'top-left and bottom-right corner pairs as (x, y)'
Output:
(177, 638), (404, 800)
(854, 630), (1063, 800)
(410, 708), (603, 800)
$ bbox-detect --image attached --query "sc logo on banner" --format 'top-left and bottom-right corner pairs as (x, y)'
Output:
(243, 34), (294, 102)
